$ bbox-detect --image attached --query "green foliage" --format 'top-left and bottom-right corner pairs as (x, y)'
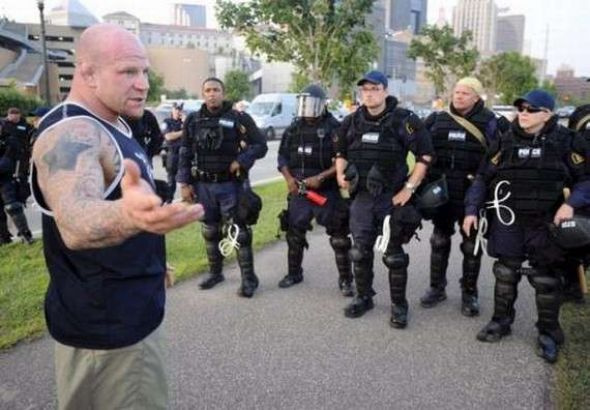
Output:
(224, 69), (251, 102)
(216, 0), (378, 95)
(556, 271), (590, 409)
(147, 70), (165, 103)
(0, 86), (43, 115)
(478, 52), (538, 105)
(0, 181), (286, 350)
(408, 25), (479, 97)
(164, 88), (190, 99)
(289, 71), (310, 93)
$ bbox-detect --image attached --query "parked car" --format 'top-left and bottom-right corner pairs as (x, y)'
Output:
(153, 99), (204, 128)
(247, 93), (297, 139)
(556, 105), (575, 118)
(492, 105), (517, 122)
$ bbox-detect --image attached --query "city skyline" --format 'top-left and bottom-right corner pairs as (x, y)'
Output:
(2, 0), (589, 77)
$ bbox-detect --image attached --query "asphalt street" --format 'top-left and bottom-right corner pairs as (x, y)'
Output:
(0, 222), (555, 409)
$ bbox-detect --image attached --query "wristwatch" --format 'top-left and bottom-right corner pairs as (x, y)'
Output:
(404, 181), (417, 193)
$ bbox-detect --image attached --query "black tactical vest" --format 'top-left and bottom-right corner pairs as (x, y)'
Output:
(187, 109), (242, 174)
(493, 126), (572, 217)
(429, 109), (493, 204)
(286, 116), (338, 179)
(346, 107), (408, 191)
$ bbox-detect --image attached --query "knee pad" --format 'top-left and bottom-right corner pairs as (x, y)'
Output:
(460, 239), (478, 257)
(329, 236), (351, 252)
(430, 230), (451, 251)
(4, 201), (23, 216)
(236, 225), (252, 247)
(528, 275), (560, 293)
(383, 251), (409, 270)
(493, 260), (519, 283)
(286, 228), (307, 248)
(201, 224), (221, 242)
(349, 244), (371, 263)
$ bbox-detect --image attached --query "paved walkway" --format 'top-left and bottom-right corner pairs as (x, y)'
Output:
(0, 223), (555, 409)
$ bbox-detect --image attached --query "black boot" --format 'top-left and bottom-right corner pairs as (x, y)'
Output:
(279, 228), (306, 288)
(420, 231), (450, 308)
(384, 247), (410, 329)
(199, 224), (224, 290)
(344, 247), (375, 318)
(536, 334), (559, 363)
(7, 205), (33, 245)
(236, 227), (258, 298)
(528, 270), (563, 363)
(390, 301), (408, 329)
(330, 236), (353, 297)
(459, 239), (481, 316)
(476, 319), (512, 342)
(344, 295), (374, 318)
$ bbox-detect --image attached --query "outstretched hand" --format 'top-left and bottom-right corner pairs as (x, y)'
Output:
(120, 159), (204, 234)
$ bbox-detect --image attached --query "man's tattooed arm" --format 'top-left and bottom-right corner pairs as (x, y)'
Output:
(33, 118), (141, 249)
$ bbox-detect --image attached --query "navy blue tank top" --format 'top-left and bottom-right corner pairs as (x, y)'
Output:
(32, 103), (166, 349)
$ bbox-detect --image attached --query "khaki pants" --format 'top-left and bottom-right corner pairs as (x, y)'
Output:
(55, 325), (168, 410)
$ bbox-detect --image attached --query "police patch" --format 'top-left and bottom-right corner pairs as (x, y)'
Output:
(571, 152), (585, 165)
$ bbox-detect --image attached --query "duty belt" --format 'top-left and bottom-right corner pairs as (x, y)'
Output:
(191, 168), (235, 183)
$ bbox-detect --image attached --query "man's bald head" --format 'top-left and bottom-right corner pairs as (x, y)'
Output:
(70, 23), (150, 122)
(76, 23), (145, 67)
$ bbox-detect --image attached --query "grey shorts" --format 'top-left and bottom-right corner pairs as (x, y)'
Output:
(54, 325), (168, 410)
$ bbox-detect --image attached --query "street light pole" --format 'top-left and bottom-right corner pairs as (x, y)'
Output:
(37, 0), (51, 105)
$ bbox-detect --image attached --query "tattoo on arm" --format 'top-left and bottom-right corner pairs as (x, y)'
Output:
(34, 118), (139, 249)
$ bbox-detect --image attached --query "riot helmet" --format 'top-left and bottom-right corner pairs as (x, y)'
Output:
(416, 176), (449, 218)
(549, 215), (590, 249)
(297, 84), (326, 119)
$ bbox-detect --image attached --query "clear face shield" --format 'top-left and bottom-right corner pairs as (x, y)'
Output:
(296, 93), (325, 119)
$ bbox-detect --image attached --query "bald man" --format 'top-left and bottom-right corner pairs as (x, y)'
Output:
(31, 24), (203, 409)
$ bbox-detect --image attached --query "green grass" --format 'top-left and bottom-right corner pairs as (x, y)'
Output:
(0, 181), (287, 350)
(555, 270), (590, 410)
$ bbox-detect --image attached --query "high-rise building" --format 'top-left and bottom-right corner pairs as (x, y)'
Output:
(495, 14), (525, 53)
(385, 0), (428, 35)
(172, 3), (207, 27)
(453, 0), (498, 56)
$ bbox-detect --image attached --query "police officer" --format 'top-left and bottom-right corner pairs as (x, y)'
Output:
(419, 77), (508, 316)
(162, 103), (184, 203)
(277, 84), (353, 296)
(125, 109), (163, 165)
(463, 89), (590, 363)
(178, 77), (267, 298)
(557, 104), (590, 304)
(335, 70), (434, 328)
(0, 107), (34, 244)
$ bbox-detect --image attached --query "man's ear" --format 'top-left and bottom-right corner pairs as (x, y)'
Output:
(79, 62), (97, 88)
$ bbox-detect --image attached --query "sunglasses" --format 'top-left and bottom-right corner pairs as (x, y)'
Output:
(517, 105), (546, 114)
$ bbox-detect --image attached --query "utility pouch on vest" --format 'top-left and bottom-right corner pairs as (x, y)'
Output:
(366, 165), (386, 197)
(447, 112), (487, 148)
(238, 183), (262, 226)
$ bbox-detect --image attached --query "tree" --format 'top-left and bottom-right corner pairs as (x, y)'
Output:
(224, 70), (251, 102)
(478, 52), (538, 105)
(216, 0), (378, 96)
(407, 25), (479, 97)
(147, 70), (165, 103)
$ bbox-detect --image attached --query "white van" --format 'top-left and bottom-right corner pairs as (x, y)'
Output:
(247, 93), (297, 139)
